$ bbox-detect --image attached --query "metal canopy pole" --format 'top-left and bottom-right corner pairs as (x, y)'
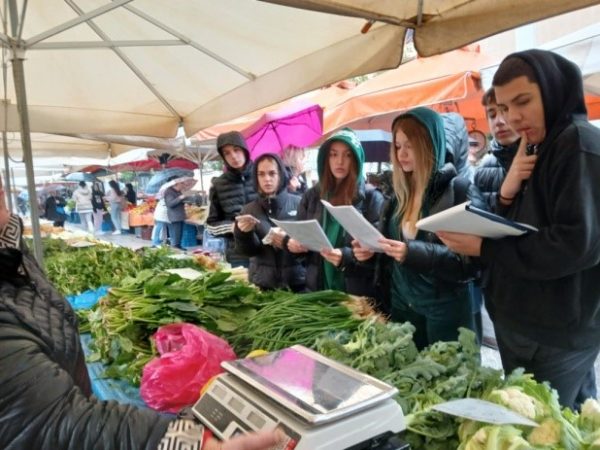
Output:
(2, 131), (13, 212)
(8, 0), (44, 265)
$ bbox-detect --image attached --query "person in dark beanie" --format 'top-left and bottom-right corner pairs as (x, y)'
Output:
(439, 50), (600, 410)
(234, 153), (305, 291)
(206, 131), (257, 266)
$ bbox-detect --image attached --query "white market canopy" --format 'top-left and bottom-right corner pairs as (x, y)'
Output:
(1, 0), (599, 139)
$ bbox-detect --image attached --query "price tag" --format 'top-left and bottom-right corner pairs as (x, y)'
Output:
(433, 398), (538, 427)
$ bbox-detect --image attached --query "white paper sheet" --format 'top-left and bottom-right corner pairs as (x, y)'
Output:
(416, 202), (538, 239)
(271, 218), (332, 252)
(321, 200), (384, 252)
(433, 398), (539, 427)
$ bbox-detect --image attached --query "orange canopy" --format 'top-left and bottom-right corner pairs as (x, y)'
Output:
(323, 47), (500, 134)
(324, 47), (600, 135)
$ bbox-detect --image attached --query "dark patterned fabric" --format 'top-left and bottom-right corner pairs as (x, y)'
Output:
(0, 214), (22, 249)
(158, 419), (204, 450)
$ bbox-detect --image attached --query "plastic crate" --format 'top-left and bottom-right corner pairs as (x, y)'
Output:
(181, 223), (198, 248)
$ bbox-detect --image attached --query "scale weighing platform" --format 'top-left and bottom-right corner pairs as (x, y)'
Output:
(192, 345), (409, 450)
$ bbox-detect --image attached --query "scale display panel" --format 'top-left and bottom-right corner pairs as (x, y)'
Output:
(222, 345), (397, 424)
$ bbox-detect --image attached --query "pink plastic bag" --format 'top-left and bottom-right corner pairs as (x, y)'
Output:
(140, 323), (236, 413)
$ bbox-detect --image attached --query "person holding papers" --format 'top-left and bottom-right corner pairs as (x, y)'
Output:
(234, 153), (306, 292)
(288, 128), (384, 298)
(438, 50), (600, 410)
(353, 107), (484, 349)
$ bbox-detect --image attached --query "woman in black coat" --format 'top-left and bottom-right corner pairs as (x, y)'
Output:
(234, 153), (305, 291)
(288, 129), (384, 299)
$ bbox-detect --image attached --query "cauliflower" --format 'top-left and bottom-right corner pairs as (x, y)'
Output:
(527, 418), (560, 446)
(462, 425), (532, 450)
(580, 398), (600, 431)
(488, 387), (542, 420)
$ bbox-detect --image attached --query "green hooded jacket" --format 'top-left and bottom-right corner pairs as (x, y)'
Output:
(388, 108), (468, 309)
(317, 128), (365, 290)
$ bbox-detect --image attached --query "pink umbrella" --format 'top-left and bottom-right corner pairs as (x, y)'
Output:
(241, 101), (323, 160)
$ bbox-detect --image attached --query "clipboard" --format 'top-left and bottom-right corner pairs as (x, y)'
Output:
(416, 202), (537, 239)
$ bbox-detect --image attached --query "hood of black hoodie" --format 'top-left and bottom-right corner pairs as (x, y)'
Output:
(252, 153), (289, 196)
(506, 50), (587, 150)
(216, 131), (251, 172)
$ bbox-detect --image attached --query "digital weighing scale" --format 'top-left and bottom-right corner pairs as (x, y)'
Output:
(192, 345), (409, 450)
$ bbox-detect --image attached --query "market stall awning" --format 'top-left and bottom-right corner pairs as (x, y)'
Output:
(323, 47), (498, 134)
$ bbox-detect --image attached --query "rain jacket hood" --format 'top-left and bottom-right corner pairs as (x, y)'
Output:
(391, 107), (447, 176)
(216, 131), (251, 171)
(252, 153), (289, 196)
(317, 128), (365, 184)
(501, 50), (588, 148)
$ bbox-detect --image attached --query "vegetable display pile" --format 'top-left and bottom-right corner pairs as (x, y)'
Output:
(83, 269), (361, 385)
(43, 233), (599, 449)
(41, 238), (203, 295)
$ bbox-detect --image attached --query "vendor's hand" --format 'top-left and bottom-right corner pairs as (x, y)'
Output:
(320, 248), (343, 267)
(287, 238), (308, 253)
(499, 133), (537, 201)
(352, 239), (374, 262)
(378, 238), (407, 263)
(204, 429), (285, 450)
(437, 232), (482, 257)
(270, 229), (287, 249)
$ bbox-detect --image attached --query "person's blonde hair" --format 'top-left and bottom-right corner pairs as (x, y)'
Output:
(391, 116), (435, 234)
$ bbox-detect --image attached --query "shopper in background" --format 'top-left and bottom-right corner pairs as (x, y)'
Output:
(353, 107), (483, 349)
(474, 88), (520, 208)
(44, 191), (67, 227)
(72, 181), (94, 233)
(125, 182), (137, 206)
(0, 173), (286, 450)
(439, 50), (600, 410)
(91, 181), (106, 235)
(106, 180), (124, 235)
(164, 181), (188, 249)
(206, 131), (257, 266)
(234, 153), (306, 291)
(152, 196), (171, 247)
(288, 128), (384, 299)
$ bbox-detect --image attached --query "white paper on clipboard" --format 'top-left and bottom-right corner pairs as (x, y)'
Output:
(271, 218), (332, 252)
(321, 200), (384, 252)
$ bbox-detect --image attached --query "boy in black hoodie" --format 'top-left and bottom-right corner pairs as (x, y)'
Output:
(206, 131), (257, 265)
(439, 50), (600, 410)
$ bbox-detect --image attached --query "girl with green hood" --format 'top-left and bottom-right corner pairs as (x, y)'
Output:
(353, 107), (484, 349)
(288, 128), (384, 298)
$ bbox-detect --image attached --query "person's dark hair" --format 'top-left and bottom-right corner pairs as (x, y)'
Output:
(319, 141), (358, 206)
(492, 56), (537, 87)
(78, 181), (86, 188)
(481, 87), (496, 107)
(125, 183), (134, 191)
(108, 180), (122, 196)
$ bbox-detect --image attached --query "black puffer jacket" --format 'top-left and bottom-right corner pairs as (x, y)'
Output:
(442, 112), (469, 179)
(0, 243), (171, 449)
(375, 163), (485, 312)
(206, 163), (257, 260)
(473, 139), (519, 208)
(234, 154), (305, 291)
(297, 180), (384, 296)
